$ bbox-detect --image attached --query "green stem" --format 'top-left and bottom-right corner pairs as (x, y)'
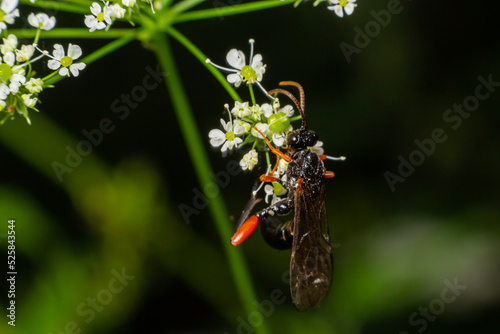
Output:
(153, 31), (269, 334)
(166, 26), (241, 102)
(19, 0), (89, 14)
(174, 0), (297, 23)
(44, 31), (137, 86)
(248, 84), (256, 106)
(169, 0), (204, 15)
(41, 70), (59, 83)
(8, 28), (136, 39)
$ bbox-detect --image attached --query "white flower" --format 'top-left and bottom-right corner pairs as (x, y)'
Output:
(8, 70), (26, 94)
(277, 158), (289, 175)
(1, 34), (17, 55)
(47, 44), (86, 77)
(122, 0), (136, 7)
(28, 12), (56, 30)
(328, 0), (357, 17)
(1, 50), (15, 66)
(249, 105), (264, 122)
(240, 149), (258, 171)
(233, 119), (251, 134)
(208, 113), (245, 154)
(206, 39), (268, 94)
(24, 77), (44, 93)
(22, 93), (37, 108)
(109, 3), (126, 19)
(271, 126), (291, 147)
(231, 101), (251, 118)
(84, 2), (112, 32)
(0, 0), (19, 33)
(264, 183), (286, 205)
(16, 44), (35, 62)
(0, 83), (9, 100)
(251, 122), (270, 139)
(309, 140), (324, 155)
(262, 103), (274, 118)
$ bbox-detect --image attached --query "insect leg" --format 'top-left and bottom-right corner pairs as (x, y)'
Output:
(324, 171), (335, 179)
(231, 198), (294, 246)
(254, 126), (292, 163)
(260, 156), (282, 182)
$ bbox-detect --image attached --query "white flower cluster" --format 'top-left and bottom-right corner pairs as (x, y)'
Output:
(285, 0), (357, 17)
(207, 39), (324, 204)
(84, 0), (156, 32)
(0, 0), (86, 124)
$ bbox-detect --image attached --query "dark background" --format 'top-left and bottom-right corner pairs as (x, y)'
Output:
(1, 1), (499, 333)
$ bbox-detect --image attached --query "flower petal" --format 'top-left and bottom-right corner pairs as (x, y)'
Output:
(67, 44), (82, 59)
(90, 2), (101, 16)
(47, 59), (61, 70)
(226, 49), (245, 70)
(227, 73), (242, 87)
(250, 54), (262, 68)
(59, 67), (69, 77)
(328, 5), (344, 17)
(1, 0), (18, 13)
(52, 44), (64, 59)
(344, 3), (356, 15)
(70, 62), (86, 77)
(27, 13), (38, 28)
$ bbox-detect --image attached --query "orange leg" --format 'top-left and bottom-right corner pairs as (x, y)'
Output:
(260, 157), (281, 182)
(254, 126), (292, 163)
(325, 171), (335, 179)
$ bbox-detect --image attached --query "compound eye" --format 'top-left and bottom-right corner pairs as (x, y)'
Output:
(287, 133), (299, 147)
(307, 131), (318, 147)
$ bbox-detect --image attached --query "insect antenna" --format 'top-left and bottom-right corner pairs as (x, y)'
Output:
(267, 88), (308, 130)
(278, 81), (305, 115)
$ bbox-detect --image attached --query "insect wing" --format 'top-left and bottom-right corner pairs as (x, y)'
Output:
(289, 182), (333, 311)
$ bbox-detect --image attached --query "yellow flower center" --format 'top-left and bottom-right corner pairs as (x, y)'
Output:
(0, 10), (5, 22)
(97, 12), (105, 22)
(60, 56), (73, 68)
(339, 0), (347, 6)
(240, 65), (258, 83)
(225, 131), (235, 141)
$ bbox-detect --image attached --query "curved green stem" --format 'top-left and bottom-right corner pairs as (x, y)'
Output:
(174, 0), (297, 23)
(153, 31), (269, 334)
(166, 26), (241, 102)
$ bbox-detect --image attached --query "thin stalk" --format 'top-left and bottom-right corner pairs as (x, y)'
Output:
(44, 31), (137, 85)
(249, 84), (256, 106)
(174, 0), (297, 23)
(153, 31), (269, 334)
(169, 0), (204, 15)
(166, 26), (241, 102)
(19, 0), (89, 14)
(8, 28), (136, 39)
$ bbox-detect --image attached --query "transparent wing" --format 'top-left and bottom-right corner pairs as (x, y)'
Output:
(289, 181), (333, 311)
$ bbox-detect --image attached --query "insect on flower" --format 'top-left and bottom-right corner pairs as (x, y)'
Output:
(231, 81), (345, 311)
